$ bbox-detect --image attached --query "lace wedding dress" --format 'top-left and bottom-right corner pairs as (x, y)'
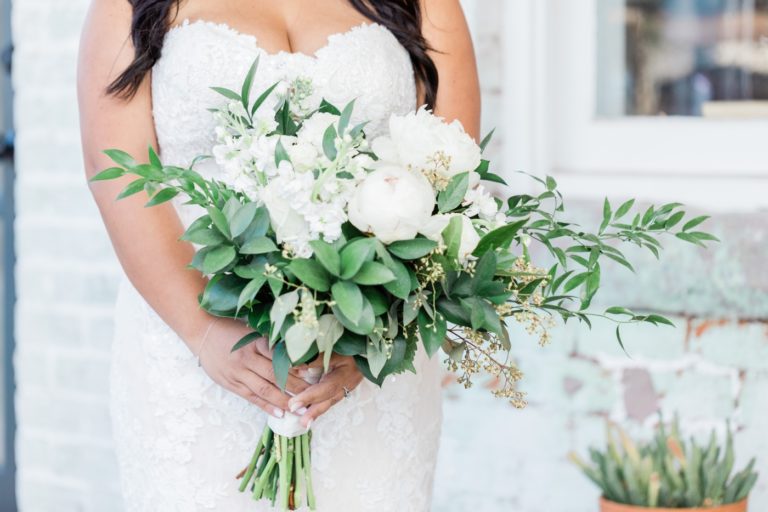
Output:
(109, 19), (444, 512)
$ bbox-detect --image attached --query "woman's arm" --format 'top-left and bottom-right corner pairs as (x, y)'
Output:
(421, 0), (482, 140)
(78, 0), (309, 416)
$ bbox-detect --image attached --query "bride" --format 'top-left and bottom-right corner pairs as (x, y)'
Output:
(77, 0), (480, 510)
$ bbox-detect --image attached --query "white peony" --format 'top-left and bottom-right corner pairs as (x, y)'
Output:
(420, 214), (481, 265)
(348, 166), (436, 244)
(287, 139), (319, 173)
(297, 112), (340, 151)
(372, 107), (482, 181)
(260, 180), (311, 254)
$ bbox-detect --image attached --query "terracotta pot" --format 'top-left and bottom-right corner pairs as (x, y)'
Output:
(600, 498), (749, 512)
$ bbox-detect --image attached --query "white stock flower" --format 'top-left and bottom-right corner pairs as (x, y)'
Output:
(348, 165), (436, 244)
(287, 140), (320, 173)
(420, 214), (481, 265)
(372, 107), (482, 181)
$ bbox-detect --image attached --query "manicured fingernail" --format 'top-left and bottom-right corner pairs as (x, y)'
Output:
(296, 407), (308, 415)
(273, 408), (285, 418)
(306, 419), (314, 430)
(289, 400), (304, 413)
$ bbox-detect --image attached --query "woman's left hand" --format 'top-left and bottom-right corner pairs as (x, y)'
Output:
(288, 354), (364, 428)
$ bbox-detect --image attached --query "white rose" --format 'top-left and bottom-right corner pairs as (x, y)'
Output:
(372, 107), (482, 179)
(420, 214), (481, 265)
(298, 112), (340, 151)
(287, 139), (319, 173)
(260, 181), (311, 247)
(348, 166), (436, 244)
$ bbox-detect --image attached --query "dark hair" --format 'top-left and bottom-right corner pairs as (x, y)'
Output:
(107, 1), (439, 109)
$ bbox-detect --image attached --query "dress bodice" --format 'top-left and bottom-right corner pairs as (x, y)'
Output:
(151, 19), (418, 168)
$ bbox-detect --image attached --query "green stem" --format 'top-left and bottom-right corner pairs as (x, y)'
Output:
(252, 451), (277, 501)
(239, 426), (270, 492)
(294, 436), (304, 508)
(279, 435), (290, 511)
(302, 433), (316, 510)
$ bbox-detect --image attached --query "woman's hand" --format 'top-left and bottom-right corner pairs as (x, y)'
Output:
(288, 354), (364, 428)
(198, 318), (311, 419)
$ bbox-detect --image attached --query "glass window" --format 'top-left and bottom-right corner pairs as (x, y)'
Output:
(597, 0), (768, 117)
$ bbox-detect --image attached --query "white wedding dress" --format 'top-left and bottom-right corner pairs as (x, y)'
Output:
(109, 19), (444, 512)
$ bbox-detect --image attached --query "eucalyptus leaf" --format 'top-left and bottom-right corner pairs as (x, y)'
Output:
(270, 291), (299, 343)
(285, 322), (319, 362)
(352, 261), (396, 286)
(331, 281), (364, 323)
(288, 258), (331, 292)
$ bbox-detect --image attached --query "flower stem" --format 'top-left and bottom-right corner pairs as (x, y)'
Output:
(252, 450), (277, 501)
(302, 433), (316, 510)
(238, 426), (270, 492)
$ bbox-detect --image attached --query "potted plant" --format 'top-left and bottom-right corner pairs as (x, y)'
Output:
(570, 418), (758, 511)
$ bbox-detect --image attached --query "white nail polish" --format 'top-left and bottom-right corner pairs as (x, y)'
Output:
(273, 408), (285, 418)
(306, 419), (314, 430)
(289, 401), (304, 413)
(296, 407), (308, 415)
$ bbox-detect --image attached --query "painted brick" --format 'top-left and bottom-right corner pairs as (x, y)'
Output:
(692, 321), (768, 371)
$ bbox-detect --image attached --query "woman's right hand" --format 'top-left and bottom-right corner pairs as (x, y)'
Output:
(197, 318), (311, 419)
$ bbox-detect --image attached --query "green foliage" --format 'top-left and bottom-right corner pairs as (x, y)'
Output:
(91, 61), (720, 400)
(570, 419), (758, 508)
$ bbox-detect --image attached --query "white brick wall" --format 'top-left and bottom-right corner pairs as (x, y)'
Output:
(11, 1), (768, 511)
(12, 0), (124, 509)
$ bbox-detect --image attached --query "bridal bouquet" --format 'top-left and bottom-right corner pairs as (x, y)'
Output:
(92, 60), (716, 510)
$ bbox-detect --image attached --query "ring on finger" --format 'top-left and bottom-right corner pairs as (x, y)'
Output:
(342, 386), (351, 399)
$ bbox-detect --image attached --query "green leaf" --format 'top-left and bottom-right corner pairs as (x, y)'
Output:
(210, 86), (241, 101)
(319, 99), (342, 115)
(251, 81), (279, 116)
(238, 207), (271, 242)
(616, 326), (631, 357)
(646, 314), (675, 327)
(285, 322), (319, 362)
(664, 210), (686, 230)
(479, 128), (495, 153)
(240, 236), (279, 255)
(148, 145), (162, 169)
(288, 259), (331, 292)
(472, 252), (497, 290)
(606, 306), (634, 316)
(241, 58), (259, 109)
(145, 187), (179, 207)
(546, 175), (558, 191)
(472, 218), (529, 256)
(382, 258), (411, 300)
(202, 245), (236, 274)
(274, 138), (291, 168)
(200, 274), (243, 313)
(181, 226), (226, 246)
(418, 310), (447, 357)
(682, 215), (710, 232)
(229, 202), (259, 238)
(316, 314), (345, 371)
(271, 343), (291, 390)
(563, 272), (590, 293)
(386, 238), (438, 260)
(334, 332), (367, 356)
(237, 275), (267, 313)
(103, 149), (137, 169)
(340, 238), (376, 279)
(443, 215), (464, 260)
(367, 337), (388, 378)
(116, 179), (147, 199)
(614, 199), (635, 220)
(207, 206), (231, 239)
(270, 291), (299, 343)
(600, 198), (612, 233)
(310, 240), (341, 276)
(90, 166), (125, 181)
(332, 298), (376, 336)
(353, 261), (396, 286)
(337, 99), (355, 135)
(230, 331), (262, 352)
(438, 172), (470, 213)
(322, 124), (338, 161)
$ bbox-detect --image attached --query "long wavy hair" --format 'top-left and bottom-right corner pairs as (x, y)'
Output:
(107, 1), (439, 108)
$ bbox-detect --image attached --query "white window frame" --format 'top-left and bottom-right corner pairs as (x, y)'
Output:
(463, 0), (768, 212)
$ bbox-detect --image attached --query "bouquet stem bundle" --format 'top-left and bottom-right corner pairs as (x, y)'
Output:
(238, 427), (315, 510)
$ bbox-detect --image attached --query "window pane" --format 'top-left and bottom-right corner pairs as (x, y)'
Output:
(597, 0), (768, 117)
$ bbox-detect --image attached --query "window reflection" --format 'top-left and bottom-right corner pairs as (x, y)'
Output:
(598, 0), (768, 117)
